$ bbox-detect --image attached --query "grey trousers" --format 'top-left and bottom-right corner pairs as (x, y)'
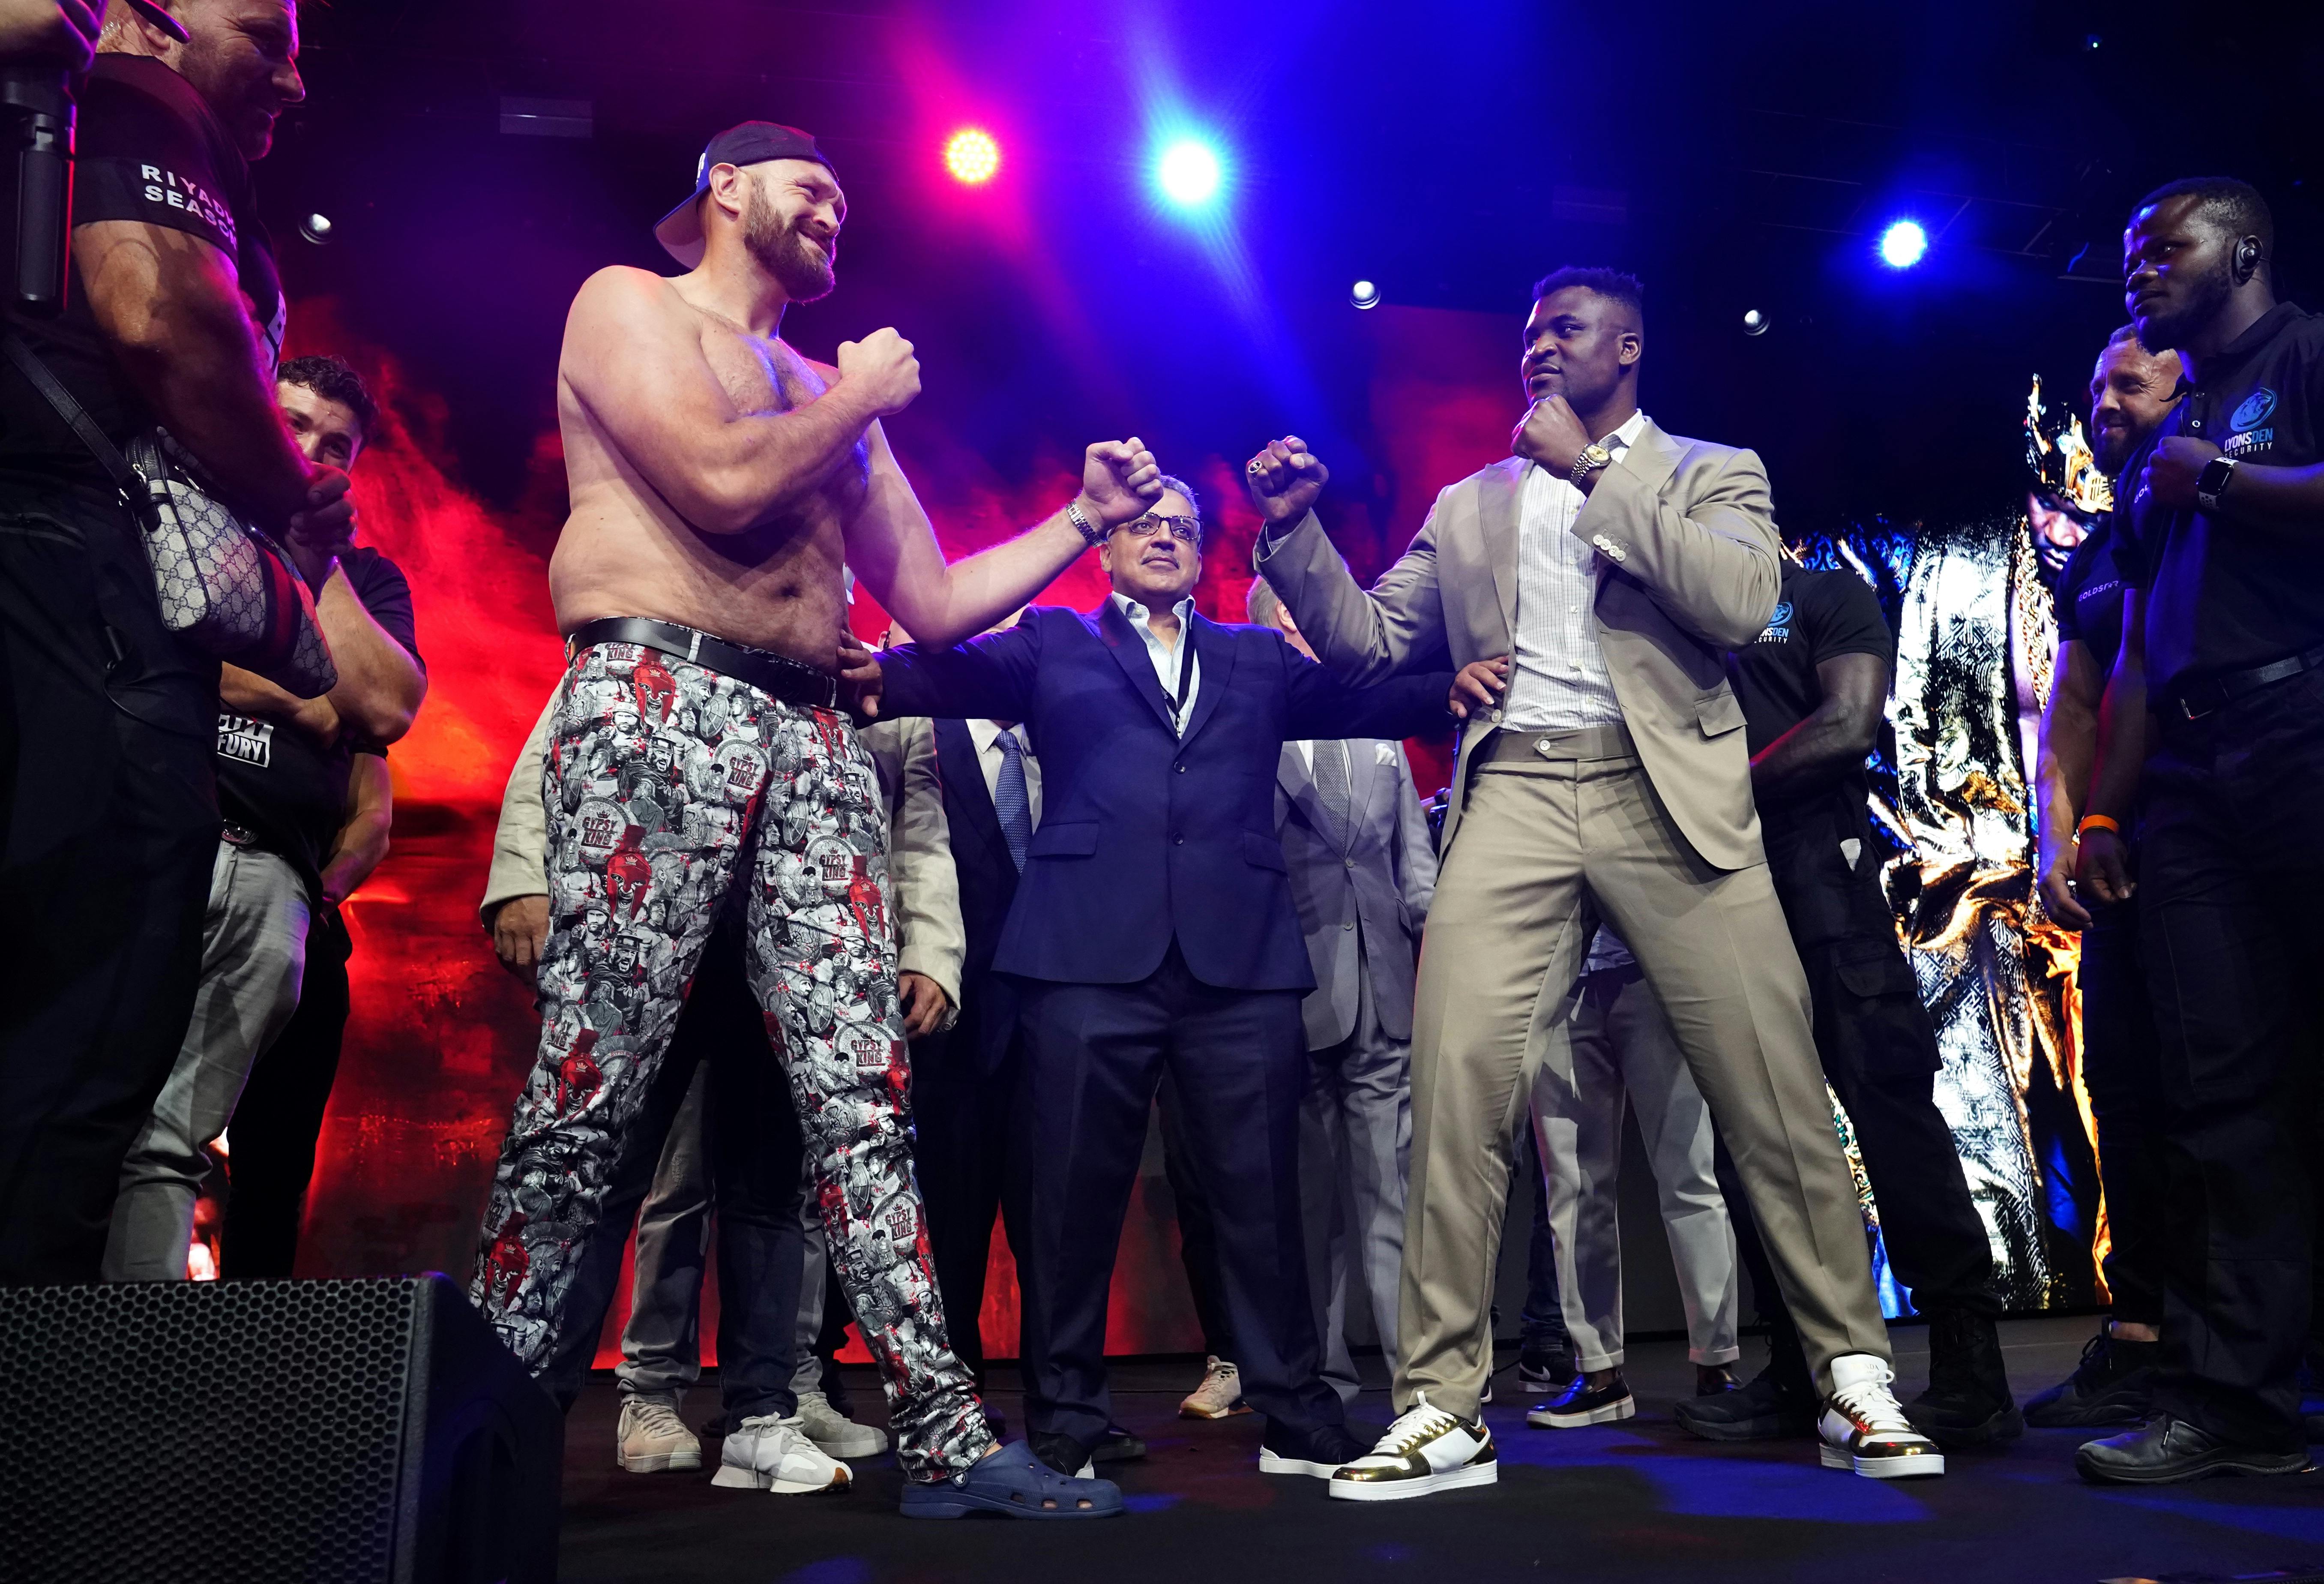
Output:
(615, 1061), (711, 1400)
(1530, 961), (1740, 1370)
(1300, 957), (1411, 1405)
(1397, 729), (1889, 1417)
(102, 841), (308, 1281)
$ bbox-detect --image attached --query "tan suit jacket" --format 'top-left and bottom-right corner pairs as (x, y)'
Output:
(477, 693), (967, 1005)
(1254, 418), (1782, 870)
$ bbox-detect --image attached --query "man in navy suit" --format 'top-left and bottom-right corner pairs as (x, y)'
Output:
(866, 477), (1452, 1481)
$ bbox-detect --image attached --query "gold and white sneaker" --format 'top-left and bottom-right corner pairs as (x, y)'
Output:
(1327, 1392), (1497, 1502)
(615, 1394), (701, 1473)
(1818, 1355), (1945, 1479)
(1180, 1356), (1251, 1419)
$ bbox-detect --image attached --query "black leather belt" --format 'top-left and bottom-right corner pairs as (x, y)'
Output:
(566, 617), (840, 711)
(2164, 642), (2324, 721)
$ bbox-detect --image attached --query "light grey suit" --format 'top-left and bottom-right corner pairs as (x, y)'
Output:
(1257, 419), (1892, 1416)
(1276, 738), (1437, 1404)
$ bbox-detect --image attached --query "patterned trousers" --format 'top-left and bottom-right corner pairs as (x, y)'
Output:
(470, 640), (989, 1479)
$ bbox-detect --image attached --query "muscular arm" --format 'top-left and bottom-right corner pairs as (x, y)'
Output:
(2077, 591), (2150, 905)
(221, 663), (338, 749)
(848, 422), (1161, 648)
(561, 268), (886, 535)
(74, 219), (319, 533)
(313, 569), (427, 745)
(318, 753), (394, 907)
(1750, 651), (1887, 796)
(2035, 636), (2105, 926)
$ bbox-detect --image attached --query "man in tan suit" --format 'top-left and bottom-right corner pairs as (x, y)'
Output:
(1246, 267), (1941, 1499)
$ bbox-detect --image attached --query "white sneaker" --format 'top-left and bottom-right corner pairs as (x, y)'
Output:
(615, 1395), (701, 1473)
(1327, 1392), (1498, 1502)
(710, 1414), (852, 1494)
(1818, 1355), (1945, 1479)
(1180, 1355), (1252, 1419)
(795, 1388), (889, 1460)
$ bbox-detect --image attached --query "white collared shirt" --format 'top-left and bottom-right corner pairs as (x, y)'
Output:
(1502, 409), (1650, 732)
(1110, 591), (1201, 737)
(966, 718), (1041, 829)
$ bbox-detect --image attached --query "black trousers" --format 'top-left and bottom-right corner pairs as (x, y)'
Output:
(221, 906), (353, 1278)
(1722, 825), (1998, 1327)
(1014, 941), (1342, 1452)
(531, 918), (811, 1418)
(908, 973), (1027, 1390)
(1158, 1069), (1236, 1359)
(2137, 668), (2324, 1451)
(0, 486), (218, 1283)
(2079, 892), (2167, 1327)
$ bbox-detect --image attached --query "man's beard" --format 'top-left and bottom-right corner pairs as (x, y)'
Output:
(743, 181), (835, 302)
(2138, 254), (2232, 351)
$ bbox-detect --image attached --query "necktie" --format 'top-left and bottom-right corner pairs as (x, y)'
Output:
(1314, 738), (1352, 852)
(994, 728), (1031, 872)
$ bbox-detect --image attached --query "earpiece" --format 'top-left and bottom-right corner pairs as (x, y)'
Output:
(2235, 237), (2262, 283)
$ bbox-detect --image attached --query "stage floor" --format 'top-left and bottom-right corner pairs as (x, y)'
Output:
(555, 1315), (2324, 1584)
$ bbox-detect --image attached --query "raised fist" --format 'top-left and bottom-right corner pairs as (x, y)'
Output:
(1244, 436), (1330, 526)
(1078, 437), (1164, 527)
(1511, 395), (1590, 477)
(836, 327), (921, 417)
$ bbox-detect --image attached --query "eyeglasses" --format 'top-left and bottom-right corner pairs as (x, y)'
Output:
(1116, 513), (1201, 546)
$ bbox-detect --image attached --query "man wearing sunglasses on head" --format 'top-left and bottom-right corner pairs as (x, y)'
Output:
(858, 475), (1456, 1487)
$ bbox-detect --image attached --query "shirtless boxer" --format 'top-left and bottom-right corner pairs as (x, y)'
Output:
(472, 120), (1157, 1521)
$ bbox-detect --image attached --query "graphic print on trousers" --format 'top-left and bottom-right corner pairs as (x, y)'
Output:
(470, 640), (991, 1479)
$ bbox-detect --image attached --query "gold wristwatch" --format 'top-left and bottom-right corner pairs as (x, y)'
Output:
(1570, 444), (1613, 486)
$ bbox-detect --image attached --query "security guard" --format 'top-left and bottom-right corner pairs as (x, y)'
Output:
(1676, 557), (2015, 1451)
(2077, 177), (2324, 1485)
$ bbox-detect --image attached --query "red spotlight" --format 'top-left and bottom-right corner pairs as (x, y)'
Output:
(944, 128), (1000, 186)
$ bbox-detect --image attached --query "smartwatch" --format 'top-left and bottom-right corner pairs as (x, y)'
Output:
(2196, 454), (2239, 514)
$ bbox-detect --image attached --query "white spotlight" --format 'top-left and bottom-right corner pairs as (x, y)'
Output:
(1351, 279), (1381, 309)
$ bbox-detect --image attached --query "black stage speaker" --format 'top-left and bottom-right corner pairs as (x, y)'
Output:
(0, 1273), (562, 1584)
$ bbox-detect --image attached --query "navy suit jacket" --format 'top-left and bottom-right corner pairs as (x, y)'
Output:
(879, 601), (1452, 990)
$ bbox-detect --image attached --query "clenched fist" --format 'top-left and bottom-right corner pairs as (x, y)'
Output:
(1078, 437), (1165, 527)
(836, 327), (922, 417)
(1511, 395), (1592, 478)
(1245, 435), (1330, 525)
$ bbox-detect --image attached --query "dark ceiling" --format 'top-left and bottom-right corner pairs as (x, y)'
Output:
(260, 0), (2324, 536)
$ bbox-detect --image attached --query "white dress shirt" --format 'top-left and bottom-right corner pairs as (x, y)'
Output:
(1109, 591), (1201, 736)
(966, 718), (1042, 830)
(1502, 408), (1650, 732)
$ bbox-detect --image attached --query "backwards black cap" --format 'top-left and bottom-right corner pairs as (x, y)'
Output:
(653, 122), (837, 268)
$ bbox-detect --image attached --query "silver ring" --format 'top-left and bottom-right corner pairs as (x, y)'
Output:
(1247, 461), (1264, 475)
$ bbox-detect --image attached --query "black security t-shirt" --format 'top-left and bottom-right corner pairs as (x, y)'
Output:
(216, 547), (424, 889)
(2113, 301), (2324, 694)
(1724, 562), (1896, 841)
(0, 55), (284, 495)
(2053, 515), (2129, 669)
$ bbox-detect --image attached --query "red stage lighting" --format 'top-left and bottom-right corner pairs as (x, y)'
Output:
(944, 128), (1000, 185)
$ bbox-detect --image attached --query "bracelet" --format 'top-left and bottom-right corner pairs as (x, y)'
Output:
(2075, 814), (2121, 840)
(1063, 499), (1106, 549)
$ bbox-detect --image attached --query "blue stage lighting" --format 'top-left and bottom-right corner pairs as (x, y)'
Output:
(1157, 140), (1222, 207)
(1878, 219), (1929, 269)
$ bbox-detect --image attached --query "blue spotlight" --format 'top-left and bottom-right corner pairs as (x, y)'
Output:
(1878, 219), (1929, 269)
(1157, 139), (1222, 207)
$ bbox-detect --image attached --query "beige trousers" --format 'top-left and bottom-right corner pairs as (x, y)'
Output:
(1396, 727), (1890, 1416)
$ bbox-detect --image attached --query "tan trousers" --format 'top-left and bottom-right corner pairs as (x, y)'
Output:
(1396, 727), (1890, 1416)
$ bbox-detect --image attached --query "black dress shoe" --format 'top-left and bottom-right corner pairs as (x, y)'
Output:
(2024, 1329), (2158, 1428)
(2076, 1414), (2310, 1485)
(1029, 1429), (1090, 1478)
(1905, 1308), (2023, 1448)
(1258, 1421), (1370, 1477)
(1090, 1423), (1147, 1464)
(1673, 1366), (1817, 1443)
(1526, 1372), (1634, 1428)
